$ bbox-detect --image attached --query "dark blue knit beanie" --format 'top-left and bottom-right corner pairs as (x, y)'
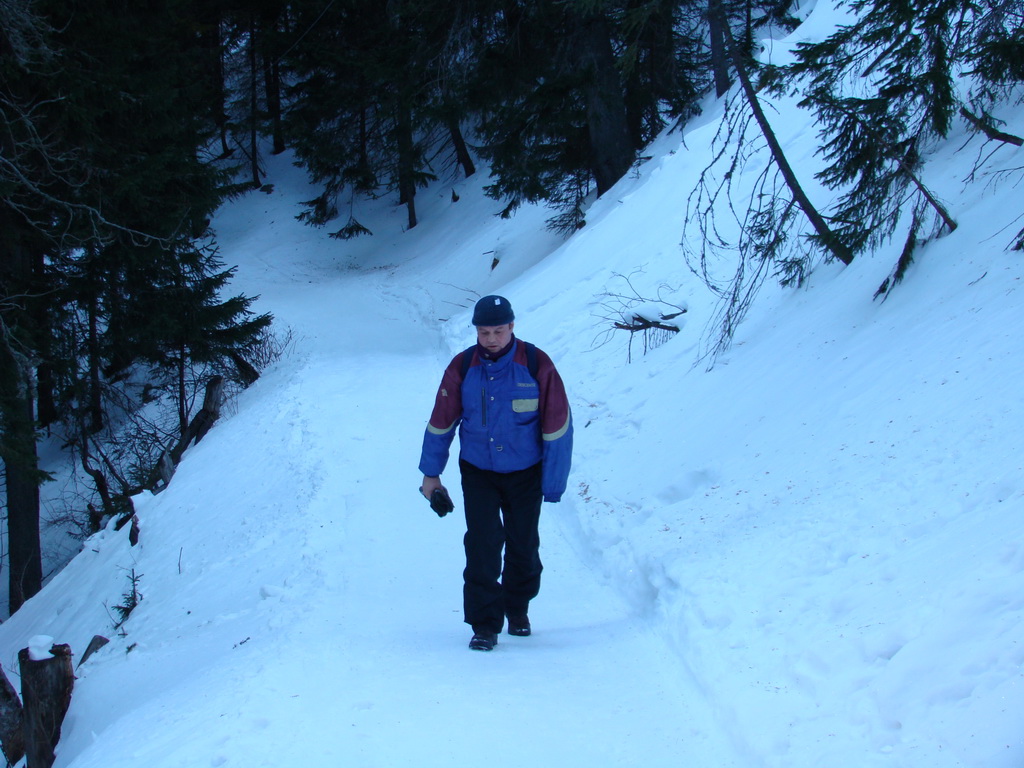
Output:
(472, 295), (515, 326)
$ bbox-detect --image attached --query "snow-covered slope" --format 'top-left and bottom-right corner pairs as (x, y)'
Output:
(2, 4), (1023, 766)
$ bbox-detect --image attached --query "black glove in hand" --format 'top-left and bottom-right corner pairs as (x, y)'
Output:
(428, 487), (454, 517)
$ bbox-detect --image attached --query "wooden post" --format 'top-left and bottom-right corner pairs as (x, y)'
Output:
(168, 375), (224, 466)
(77, 636), (110, 670)
(191, 375), (224, 445)
(0, 665), (24, 766)
(148, 373), (229, 492)
(18, 643), (74, 768)
(153, 450), (176, 492)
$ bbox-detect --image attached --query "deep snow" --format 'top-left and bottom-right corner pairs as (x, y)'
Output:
(2, 2), (1024, 766)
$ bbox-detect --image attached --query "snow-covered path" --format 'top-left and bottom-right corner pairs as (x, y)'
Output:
(15, 164), (741, 768)
(204, 263), (739, 765)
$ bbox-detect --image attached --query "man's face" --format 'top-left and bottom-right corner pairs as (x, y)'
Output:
(476, 322), (514, 354)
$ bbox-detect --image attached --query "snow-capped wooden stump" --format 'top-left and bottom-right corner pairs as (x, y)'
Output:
(18, 641), (74, 768)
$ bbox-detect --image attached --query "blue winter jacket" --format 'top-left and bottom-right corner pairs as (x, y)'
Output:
(419, 338), (573, 502)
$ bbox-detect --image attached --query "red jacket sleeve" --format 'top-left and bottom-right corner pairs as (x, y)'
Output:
(418, 351), (467, 477)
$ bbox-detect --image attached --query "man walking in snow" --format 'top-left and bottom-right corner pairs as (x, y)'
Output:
(419, 295), (573, 651)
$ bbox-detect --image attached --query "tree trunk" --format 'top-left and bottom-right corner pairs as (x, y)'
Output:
(708, 1), (732, 97)
(248, 12), (261, 187)
(0, 237), (44, 616)
(2, 387), (43, 615)
(176, 347), (188, 438)
(79, 433), (114, 528)
(33, 339), (55, 431)
(447, 117), (475, 178)
(34, 362), (56, 429)
(395, 99), (418, 229)
(199, 10), (231, 158)
(572, 10), (634, 195)
(83, 246), (104, 433)
(711, 0), (854, 265)
(260, 4), (285, 156)
(29, 249), (55, 429)
(264, 55), (285, 155)
(87, 287), (103, 433)
(622, 0), (678, 148)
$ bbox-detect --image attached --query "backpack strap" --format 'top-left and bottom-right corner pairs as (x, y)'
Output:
(459, 345), (476, 380)
(524, 341), (538, 380)
(459, 341), (539, 380)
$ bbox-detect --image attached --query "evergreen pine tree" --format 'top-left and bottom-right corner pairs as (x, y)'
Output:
(968, 1), (1024, 93)
(1, 1), (71, 613)
(284, 0), (448, 234)
(620, 0), (707, 146)
(784, 0), (963, 265)
(683, 0), (852, 364)
(2, 0), (275, 612)
(467, 0), (635, 231)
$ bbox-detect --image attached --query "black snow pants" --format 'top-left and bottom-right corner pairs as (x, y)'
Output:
(459, 459), (543, 634)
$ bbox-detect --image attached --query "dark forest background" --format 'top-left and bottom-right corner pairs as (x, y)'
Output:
(2, 0), (1022, 615)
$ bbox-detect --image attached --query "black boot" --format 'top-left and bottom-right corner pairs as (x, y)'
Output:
(507, 614), (531, 636)
(469, 631), (498, 651)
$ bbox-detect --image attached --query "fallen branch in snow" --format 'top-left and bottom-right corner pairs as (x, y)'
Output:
(613, 309), (687, 362)
(959, 107), (1024, 147)
(592, 272), (689, 362)
(613, 311), (686, 334)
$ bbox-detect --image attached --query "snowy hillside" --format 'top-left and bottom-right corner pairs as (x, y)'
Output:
(2, 3), (1023, 766)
